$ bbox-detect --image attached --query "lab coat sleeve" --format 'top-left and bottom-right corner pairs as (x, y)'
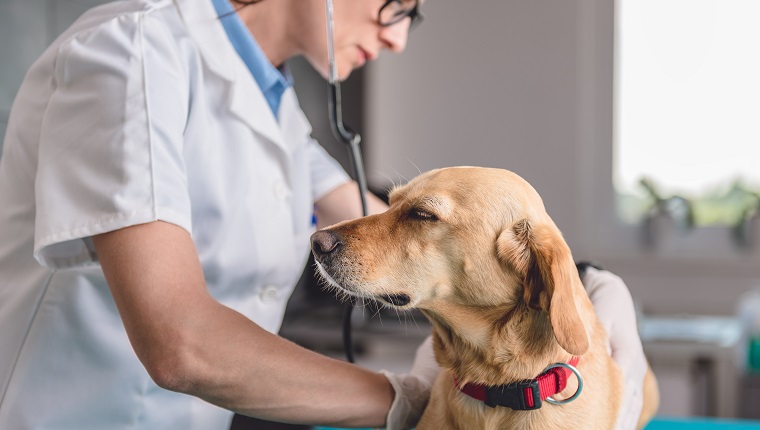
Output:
(33, 11), (192, 269)
(307, 137), (351, 202)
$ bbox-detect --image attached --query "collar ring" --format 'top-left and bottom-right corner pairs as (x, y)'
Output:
(542, 362), (583, 405)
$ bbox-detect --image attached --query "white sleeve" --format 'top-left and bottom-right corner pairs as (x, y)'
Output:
(308, 137), (351, 202)
(34, 12), (192, 269)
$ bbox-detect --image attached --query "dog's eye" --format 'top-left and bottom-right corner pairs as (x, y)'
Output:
(409, 208), (439, 222)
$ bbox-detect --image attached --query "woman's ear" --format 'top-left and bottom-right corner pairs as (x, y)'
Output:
(497, 219), (589, 356)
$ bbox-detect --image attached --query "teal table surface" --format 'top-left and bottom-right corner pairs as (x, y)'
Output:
(644, 417), (760, 429)
(317, 417), (760, 430)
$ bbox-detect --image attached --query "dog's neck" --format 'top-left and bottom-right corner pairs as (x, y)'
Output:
(422, 306), (591, 430)
(425, 304), (570, 387)
(454, 355), (580, 411)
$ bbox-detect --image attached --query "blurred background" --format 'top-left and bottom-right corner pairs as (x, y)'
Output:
(2, 0), (760, 428)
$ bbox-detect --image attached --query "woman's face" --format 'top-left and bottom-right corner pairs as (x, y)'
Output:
(299, 0), (414, 80)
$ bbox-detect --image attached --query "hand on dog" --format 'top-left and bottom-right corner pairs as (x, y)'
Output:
(379, 335), (439, 430)
(583, 267), (647, 430)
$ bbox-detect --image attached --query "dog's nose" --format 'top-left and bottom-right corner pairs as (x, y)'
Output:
(310, 230), (343, 261)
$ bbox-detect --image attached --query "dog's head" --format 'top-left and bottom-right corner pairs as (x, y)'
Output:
(311, 167), (589, 363)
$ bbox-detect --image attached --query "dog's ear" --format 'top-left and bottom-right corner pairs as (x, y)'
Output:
(497, 219), (589, 356)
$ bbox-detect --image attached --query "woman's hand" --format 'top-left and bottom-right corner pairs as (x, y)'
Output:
(379, 336), (439, 430)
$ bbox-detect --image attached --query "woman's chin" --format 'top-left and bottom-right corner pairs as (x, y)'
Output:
(310, 56), (357, 82)
(331, 62), (356, 82)
(338, 68), (355, 81)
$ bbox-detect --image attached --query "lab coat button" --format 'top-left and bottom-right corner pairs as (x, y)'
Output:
(260, 285), (279, 302)
(273, 182), (289, 200)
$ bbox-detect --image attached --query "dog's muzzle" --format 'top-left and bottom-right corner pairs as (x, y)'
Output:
(310, 230), (413, 308)
(311, 230), (343, 264)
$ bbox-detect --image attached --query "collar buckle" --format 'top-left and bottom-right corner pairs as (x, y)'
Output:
(485, 379), (543, 410)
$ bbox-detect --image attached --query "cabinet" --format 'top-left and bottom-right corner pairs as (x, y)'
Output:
(640, 316), (742, 418)
(740, 374), (760, 419)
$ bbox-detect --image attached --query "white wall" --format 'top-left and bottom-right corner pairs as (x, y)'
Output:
(364, 0), (760, 316)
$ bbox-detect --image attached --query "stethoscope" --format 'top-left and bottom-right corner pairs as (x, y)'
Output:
(324, 0), (368, 364)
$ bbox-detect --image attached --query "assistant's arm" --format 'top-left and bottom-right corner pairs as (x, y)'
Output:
(93, 221), (393, 428)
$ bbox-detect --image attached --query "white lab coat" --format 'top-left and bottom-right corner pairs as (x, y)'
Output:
(0, 0), (349, 428)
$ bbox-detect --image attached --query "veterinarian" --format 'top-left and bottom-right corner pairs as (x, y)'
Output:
(0, 0), (647, 429)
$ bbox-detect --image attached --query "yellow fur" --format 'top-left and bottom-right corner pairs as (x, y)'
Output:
(313, 167), (658, 429)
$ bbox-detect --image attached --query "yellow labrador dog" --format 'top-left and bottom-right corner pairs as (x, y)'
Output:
(311, 167), (658, 430)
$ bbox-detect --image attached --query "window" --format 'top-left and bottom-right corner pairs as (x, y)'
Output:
(615, 0), (760, 230)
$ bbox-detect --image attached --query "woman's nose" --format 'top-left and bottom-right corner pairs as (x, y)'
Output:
(379, 19), (410, 53)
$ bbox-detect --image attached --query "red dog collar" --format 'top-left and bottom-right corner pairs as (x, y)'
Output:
(454, 356), (581, 410)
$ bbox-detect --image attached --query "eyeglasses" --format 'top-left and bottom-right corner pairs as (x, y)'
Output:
(378, 0), (424, 30)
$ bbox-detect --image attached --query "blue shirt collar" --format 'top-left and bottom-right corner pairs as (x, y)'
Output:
(211, 0), (292, 119)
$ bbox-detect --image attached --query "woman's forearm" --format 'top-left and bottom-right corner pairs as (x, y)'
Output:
(315, 181), (389, 229)
(94, 221), (393, 428)
(173, 298), (393, 427)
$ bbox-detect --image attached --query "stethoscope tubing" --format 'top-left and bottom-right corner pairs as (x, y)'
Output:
(324, 0), (368, 363)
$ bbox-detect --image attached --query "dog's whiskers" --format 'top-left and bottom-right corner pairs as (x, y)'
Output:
(409, 311), (423, 334)
(405, 158), (422, 177)
(371, 305), (384, 327)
